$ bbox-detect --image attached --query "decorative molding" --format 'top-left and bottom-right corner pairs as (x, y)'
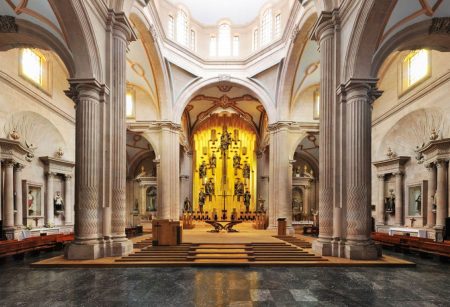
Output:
(0, 15), (18, 33)
(429, 17), (450, 34)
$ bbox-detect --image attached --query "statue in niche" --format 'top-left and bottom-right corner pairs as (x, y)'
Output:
(234, 179), (244, 201)
(303, 165), (314, 178)
(415, 194), (422, 213)
(294, 166), (301, 177)
(198, 189), (206, 213)
(209, 154), (216, 175)
(243, 190), (251, 213)
(134, 199), (139, 213)
(220, 126), (232, 152)
(53, 191), (64, 212)
(233, 152), (241, 169)
(199, 161), (207, 179)
(432, 193), (437, 213)
(137, 166), (147, 178)
(27, 190), (35, 215)
(243, 163), (250, 179)
(146, 188), (157, 212)
(183, 197), (192, 212)
(205, 178), (215, 201)
(385, 189), (395, 214)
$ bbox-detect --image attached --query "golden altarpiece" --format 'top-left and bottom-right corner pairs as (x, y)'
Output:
(192, 115), (257, 218)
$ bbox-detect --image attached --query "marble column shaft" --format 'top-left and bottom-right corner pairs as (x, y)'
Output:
(376, 174), (385, 225)
(304, 185), (310, 217)
(435, 160), (448, 228)
(344, 82), (375, 242)
(45, 172), (55, 225)
(394, 172), (404, 226)
(315, 15), (334, 253)
(160, 124), (180, 220)
(14, 164), (24, 226)
(4, 160), (14, 228)
(268, 124), (292, 230)
(64, 175), (73, 225)
(73, 84), (102, 243)
(426, 163), (436, 228)
(111, 21), (128, 243)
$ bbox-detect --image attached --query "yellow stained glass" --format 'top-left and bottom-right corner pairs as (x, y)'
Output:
(126, 92), (134, 117)
(408, 49), (429, 86)
(22, 49), (42, 85)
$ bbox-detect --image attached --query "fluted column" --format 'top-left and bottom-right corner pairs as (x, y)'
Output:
(4, 160), (14, 228)
(268, 123), (292, 232)
(376, 174), (385, 226)
(160, 123), (181, 220)
(64, 175), (73, 225)
(343, 79), (380, 260)
(435, 159), (448, 229)
(45, 172), (55, 226)
(110, 13), (134, 256)
(394, 172), (404, 226)
(426, 163), (436, 228)
(304, 185), (311, 217)
(312, 13), (334, 256)
(13, 164), (24, 227)
(65, 82), (103, 260)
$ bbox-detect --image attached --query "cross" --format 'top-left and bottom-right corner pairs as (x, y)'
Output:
(217, 192), (233, 220)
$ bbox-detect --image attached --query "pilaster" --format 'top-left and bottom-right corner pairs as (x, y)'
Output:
(13, 164), (24, 227)
(376, 174), (385, 226)
(393, 171), (404, 226)
(425, 163), (436, 228)
(4, 160), (14, 229)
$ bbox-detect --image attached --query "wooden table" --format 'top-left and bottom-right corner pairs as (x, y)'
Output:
(205, 220), (242, 233)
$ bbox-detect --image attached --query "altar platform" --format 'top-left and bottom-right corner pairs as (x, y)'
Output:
(31, 223), (414, 268)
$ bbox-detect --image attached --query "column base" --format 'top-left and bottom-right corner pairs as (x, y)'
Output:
(344, 240), (381, 260)
(331, 238), (345, 257)
(433, 226), (444, 242)
(111, 239), (133, 257)
(312, 238), (332, 256)
(64, 241), (103, 260)
(3, 227), (23, 240)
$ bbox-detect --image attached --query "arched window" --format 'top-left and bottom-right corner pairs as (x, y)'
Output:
(209, 36), (217, 56)
(218, 23), (231, 57)
(190, 29), (196, 51)
(126, 87), (135, 119)
(401, 49), (431, 92)
(274, 14), (281, 38)
(176, 9), (188, 46)
(261, 9), (273, 46)
(252, 29), (259, 51)
(313, 88), (320, 120)
(168, 15), (174, 39)
(232, 36), (240, 56)
(20, 48), (51, 92)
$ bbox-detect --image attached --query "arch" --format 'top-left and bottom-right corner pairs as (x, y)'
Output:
(371, 20), (450, 77)
(0, 19), (76, 77)
(276, 7), (317, 121)
(342, 0), (397, 81)
(173, 77), (277, 125)
(49, 0), (102, 80)
(129, 10), (172, 119)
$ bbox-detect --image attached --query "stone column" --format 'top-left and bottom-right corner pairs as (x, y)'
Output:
(110, 13), (134, 256)
(65, 82), (104, 260)
(376, 174), (385, 226)
(268, 123), (292, 233)
(45, 172), (55, 226)
(179, 149), (192, 211)
(13, 164), (24, 227)
(426, 163), (436, 228)
(312, 13), (334, 256)
(394, 172), (404, 226)
(159, 123), (181, 220)
(304, 185), (311, 217)
(64, 175), (73, 225)
(4, 160), (14, 228)
(0, 161), (2, 222)
(435, 159), (448, 229)
(154, 157), (161, 218)
(343, 79), (379, 260)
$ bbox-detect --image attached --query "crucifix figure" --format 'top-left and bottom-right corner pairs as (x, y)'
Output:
(216, 191), (233, 220)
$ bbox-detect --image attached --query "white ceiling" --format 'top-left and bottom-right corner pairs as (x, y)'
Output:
(165, 0), (284, 25)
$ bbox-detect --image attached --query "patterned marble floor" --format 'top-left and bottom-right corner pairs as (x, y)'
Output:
(0, 250), (448, 307)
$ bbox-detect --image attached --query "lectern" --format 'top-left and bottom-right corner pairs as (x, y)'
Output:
(152, 219), (182, 246)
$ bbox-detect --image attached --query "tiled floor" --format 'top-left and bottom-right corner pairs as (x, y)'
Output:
(0, 250), (449, 306)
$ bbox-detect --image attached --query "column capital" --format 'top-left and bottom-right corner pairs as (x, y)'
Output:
(337, 78), (383, 105)
(425, 162), (435, 170)
(64, 174), (73, 180)
(4, 159), (14, 167)
(377, 174), (385, 180)
(65, 78), (109, 103)
(46, 172), (57, 178)
(106, 10), (137, 42)
(268, 121), (293, 132)
(436, 159), (448, 167)
(393, 171), (404, 177)
(311, 11), (334, 41)
(14, 163), (25, 171)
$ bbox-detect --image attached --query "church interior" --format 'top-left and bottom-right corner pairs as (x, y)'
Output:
(0, 0), (450, 305)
